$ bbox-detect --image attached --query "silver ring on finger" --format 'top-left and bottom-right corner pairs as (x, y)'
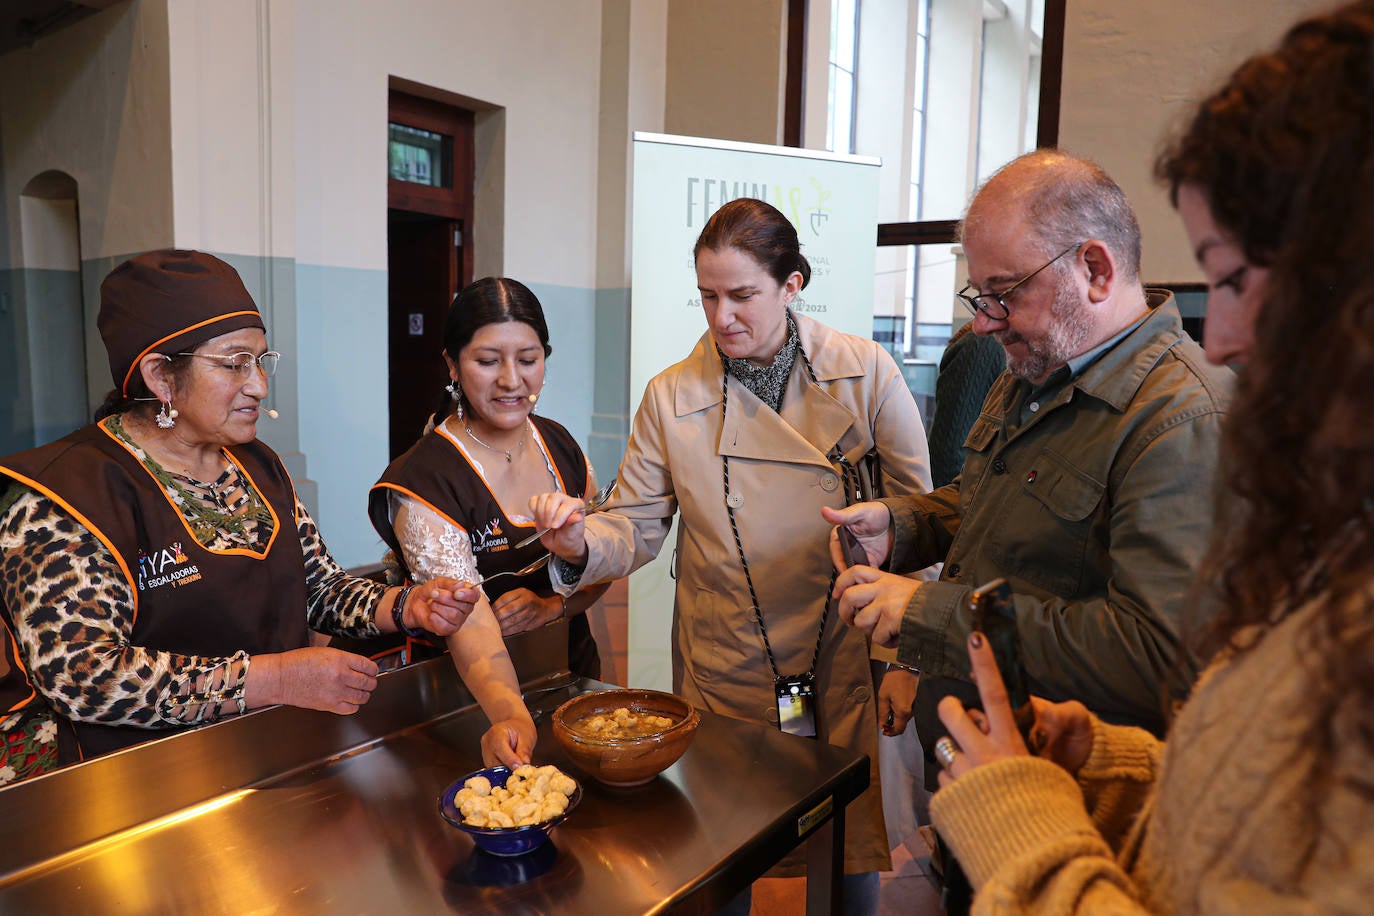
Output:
(934, 735), (960, 770)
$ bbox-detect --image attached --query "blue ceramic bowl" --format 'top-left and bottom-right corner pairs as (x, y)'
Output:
(438, 765), (582, 857)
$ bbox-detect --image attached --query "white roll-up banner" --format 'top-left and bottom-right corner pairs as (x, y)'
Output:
(626, 131), (881, 691)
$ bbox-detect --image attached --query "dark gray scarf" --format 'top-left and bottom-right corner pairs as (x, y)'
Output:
(719, 311), (800, 412)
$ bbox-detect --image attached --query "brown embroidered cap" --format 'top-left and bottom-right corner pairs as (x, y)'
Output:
(98, 250), (265, 396)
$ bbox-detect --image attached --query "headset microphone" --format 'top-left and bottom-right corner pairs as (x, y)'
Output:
(266, 408), (280, 419)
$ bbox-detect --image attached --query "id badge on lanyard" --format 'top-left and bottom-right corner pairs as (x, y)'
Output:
(774, 672), (817, 737)
(719, 352), (842, 743)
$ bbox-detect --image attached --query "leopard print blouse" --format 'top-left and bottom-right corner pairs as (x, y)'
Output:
(0, 485), (386, 737)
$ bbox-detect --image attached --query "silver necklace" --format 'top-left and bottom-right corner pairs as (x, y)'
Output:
(464, 420), (528, 463)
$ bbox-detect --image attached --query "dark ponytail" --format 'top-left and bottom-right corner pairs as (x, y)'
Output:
(94, 389), (136, 421)
(693, 197), (811, 289)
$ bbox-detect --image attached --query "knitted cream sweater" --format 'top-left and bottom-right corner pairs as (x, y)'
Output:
(930, 595), (1374, 913)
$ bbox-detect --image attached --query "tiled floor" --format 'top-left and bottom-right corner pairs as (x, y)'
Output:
(750, 833), (945, 913)
(586, 581), (945, 914)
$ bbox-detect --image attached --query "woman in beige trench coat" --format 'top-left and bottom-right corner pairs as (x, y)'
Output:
(532, 198), (931, 913)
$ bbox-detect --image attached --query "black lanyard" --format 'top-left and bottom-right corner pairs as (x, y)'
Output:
(719, 338), (862, 681)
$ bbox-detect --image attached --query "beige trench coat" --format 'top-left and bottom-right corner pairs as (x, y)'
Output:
(581, 313), (931, 875)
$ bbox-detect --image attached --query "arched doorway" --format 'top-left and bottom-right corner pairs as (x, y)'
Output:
(2, 170), (86, 452)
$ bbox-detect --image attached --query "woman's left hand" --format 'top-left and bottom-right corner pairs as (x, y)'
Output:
(878, 667), (919, 736)
(406, 577), (482, 637)
(481, 715), (538, 768)
(935, 631), (1032, 788)
(491, 588), (562, 636)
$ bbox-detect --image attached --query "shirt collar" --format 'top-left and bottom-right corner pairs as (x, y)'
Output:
(1019, 290), (1180, 413)
(1065, 311), (1148, 379)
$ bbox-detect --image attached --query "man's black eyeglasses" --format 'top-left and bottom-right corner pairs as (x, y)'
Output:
(955, 242), (1084, 321)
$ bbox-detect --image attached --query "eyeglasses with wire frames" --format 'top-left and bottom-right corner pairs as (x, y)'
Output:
(955, 242), (1085, 321)
(171, 350), (282, 377)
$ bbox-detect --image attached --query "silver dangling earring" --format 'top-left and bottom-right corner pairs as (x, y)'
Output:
(447, 379), (463, 421)
(156, 399), (179, 429)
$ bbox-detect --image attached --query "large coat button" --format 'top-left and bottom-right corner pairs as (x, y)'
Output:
(726, 492), (744, 508)
(820, 473), (839, 492)
(851, 685), (872, 703)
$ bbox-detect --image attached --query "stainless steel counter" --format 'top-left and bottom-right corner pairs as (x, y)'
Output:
(0, 625), (868, 914)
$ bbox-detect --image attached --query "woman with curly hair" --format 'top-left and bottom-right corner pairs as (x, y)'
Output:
(915, 2), (1374, 911)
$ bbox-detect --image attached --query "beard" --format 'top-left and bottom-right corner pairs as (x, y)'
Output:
(995, 275), (1092, 383)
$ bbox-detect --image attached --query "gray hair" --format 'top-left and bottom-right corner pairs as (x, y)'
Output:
(960, 150), (1142, 283)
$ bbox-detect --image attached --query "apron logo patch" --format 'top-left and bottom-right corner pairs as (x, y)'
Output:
(136, 542), (202, 591)
(470, 518), (510, 554)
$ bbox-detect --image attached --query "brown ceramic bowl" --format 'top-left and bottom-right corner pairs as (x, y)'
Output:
(551, 689), (701, 787)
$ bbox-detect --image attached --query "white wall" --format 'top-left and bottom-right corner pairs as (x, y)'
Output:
(288, 1), (605, 563)
(596, 0), (668, 289)
(166, 1), (295, 262)
(976, 0), (1039, 185)
(6, 0), (1334, 566)
(163, 1), (301, 468)
(1058, 0), (1330, 283)
(664, 0), (787, 145)
(0, 0), (631, 565)
(802, 0), (832, 151)
(0, 0), (175, 413)
(291, 0), (604, 285)
(91, 0), (614, 566)
(0, 0), (173, 267)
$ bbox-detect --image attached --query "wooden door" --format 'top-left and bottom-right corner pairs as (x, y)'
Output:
(387, 213), (459, 456)
(387, 89), (475, 458)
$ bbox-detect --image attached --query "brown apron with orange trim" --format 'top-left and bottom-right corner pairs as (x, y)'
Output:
(369, 415), (599, 677)
(0, 418), (308, 764)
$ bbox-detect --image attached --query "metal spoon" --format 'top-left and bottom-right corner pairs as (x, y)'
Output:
(512, 476), (618, 550)
(480, 553), (553, 585)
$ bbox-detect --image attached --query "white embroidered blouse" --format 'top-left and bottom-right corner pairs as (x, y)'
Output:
(386, 421), (574, 588)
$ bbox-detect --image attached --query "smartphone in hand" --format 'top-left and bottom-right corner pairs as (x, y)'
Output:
(968, 578), (1034, 740)
(836, 525), (868, 570)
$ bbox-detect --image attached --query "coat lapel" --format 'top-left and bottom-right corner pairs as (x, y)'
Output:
(673, 319), (870, 471)
(719, 373), (847, 470)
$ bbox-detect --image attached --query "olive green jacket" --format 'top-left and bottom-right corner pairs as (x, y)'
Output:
(882, 292), (1232, 735)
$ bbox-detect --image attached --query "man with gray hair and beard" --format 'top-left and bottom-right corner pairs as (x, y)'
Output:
(827, 149), (1232, 782)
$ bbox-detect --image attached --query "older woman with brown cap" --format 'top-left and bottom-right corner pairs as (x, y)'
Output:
(0, 249), (535, 785)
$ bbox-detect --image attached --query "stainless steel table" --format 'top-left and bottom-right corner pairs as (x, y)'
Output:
(0, 625), (868, 914)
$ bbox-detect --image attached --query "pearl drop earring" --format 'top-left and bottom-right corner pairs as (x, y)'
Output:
(156, 400), (179, 429)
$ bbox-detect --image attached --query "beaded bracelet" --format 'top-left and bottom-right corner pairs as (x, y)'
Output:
(391, 584), (427, 638)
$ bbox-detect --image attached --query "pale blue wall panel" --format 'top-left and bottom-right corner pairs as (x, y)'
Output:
(590, 286), (631, 479)
(295, 263), (391, 568)
(524, 279), (596, 472)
